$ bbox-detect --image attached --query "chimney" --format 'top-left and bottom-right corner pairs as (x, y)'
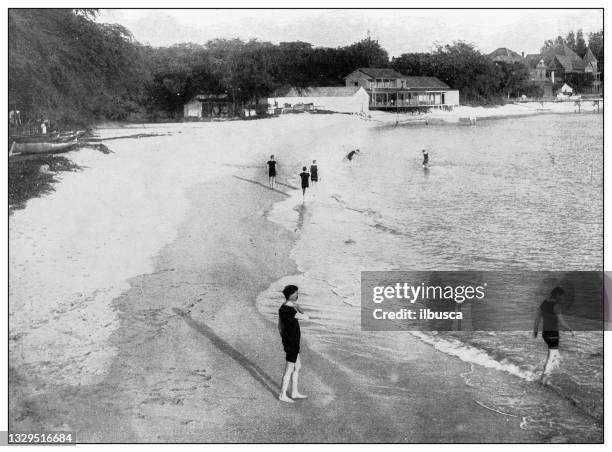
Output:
(522, 51), (525, 58)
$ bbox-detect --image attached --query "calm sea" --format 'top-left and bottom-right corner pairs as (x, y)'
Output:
(259, 112), (603, 441)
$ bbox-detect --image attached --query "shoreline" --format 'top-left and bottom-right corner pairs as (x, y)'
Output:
(364, 101), (603, 126)
(9, 165), (302, 441)
(9, 116), (603, 442)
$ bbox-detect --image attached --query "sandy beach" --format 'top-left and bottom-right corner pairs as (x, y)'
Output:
(8, 114), (602, 442)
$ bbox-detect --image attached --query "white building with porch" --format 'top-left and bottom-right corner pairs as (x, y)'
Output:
(344, 68), (459, 110)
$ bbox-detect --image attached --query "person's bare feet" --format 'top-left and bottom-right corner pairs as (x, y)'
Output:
(291, 392), (308, 399)
(279, 394), (294, 403)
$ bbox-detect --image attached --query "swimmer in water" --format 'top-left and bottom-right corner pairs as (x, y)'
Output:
(347, 149), (360, 161)
(422, 149), (429, 168)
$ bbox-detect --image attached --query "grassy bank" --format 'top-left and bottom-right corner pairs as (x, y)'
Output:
(8, 143), (111, 214)
(9, 155), (82, 214)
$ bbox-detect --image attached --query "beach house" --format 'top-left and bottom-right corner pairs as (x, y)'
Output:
(183, 94), (234, 119)
(267, 86), (370, 114)
(343, 68), (459, 111)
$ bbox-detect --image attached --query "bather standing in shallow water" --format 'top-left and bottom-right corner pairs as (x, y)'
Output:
(278, 285), (309, 403)
(533, 286), (575, 384)
(422, 149), (429, 168)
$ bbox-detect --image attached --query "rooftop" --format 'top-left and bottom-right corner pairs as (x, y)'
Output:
(402, 76), (450, 89)
(488, 48), (525, 64)
(350, 67), (406, 79)
(583, 47), (598, 64)
(281, 86), (364, 97)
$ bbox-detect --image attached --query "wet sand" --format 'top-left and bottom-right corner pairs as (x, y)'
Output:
(9, 156), (601, 442)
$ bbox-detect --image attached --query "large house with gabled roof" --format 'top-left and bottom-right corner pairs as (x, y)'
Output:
(344, 67), (459, 110)
(489, 43), (601, 96)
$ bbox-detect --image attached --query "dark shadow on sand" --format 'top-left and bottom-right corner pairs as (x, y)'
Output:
(173, 308), (281, 397)
(275, 181), (299, 190)
(233, 176), (290, 197)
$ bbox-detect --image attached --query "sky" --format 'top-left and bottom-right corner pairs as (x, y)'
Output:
(98, 8), (603, 57)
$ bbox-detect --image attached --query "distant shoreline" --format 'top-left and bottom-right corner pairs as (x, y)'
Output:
(363, 100), (603, 126)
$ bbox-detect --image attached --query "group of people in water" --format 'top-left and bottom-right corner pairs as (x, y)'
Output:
(266, 148), (432, 203)
(265, 148), (574, 402)
(266, 155), (319, 198)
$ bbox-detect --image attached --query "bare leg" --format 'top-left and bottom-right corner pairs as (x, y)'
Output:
(290, 355), (307, 399)
(541, 349), (560, 383)
(279, 362), (295, 403)
(540, 350), (552, 383)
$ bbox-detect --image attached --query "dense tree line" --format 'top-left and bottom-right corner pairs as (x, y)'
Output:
(9, 9), (150, 127)
(391, 42), (535, 102)
(143, 37), (390, 117)
(8, 9), (605, 126)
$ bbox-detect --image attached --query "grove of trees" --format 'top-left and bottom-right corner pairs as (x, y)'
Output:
(8, 9), (604, 127)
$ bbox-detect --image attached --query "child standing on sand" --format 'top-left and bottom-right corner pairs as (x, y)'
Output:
(267, 155), (277, 188)
(278, 285), (309, 403)
(533, 286), (575, 384)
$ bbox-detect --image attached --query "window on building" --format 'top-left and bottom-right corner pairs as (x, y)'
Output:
(354, 82), (359, 86)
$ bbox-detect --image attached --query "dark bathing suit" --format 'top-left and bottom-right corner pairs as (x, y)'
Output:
(540, 299), (559, 349)
(267, 160), (276, 177)
(279, 304), (300, 363)
(347, 151), (357, 160)
(423, 154), (429, 165)
(300, 172), (310, 188)
(310, 165), (318, 181)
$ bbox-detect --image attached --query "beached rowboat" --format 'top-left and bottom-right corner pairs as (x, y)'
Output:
(10, 130), (85, 143)
(9, 138), (78, 156)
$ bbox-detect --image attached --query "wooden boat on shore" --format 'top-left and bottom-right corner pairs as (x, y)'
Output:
(9, 138), (78, 156)
(10, 130), (86, 144)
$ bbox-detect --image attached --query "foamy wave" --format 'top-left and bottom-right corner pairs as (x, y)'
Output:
(408, 331), (539, 381)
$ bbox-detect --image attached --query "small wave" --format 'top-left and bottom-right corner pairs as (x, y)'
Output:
(331, 193), (407, 236)
(372, 221), (405, 236)
(408, 331), (538, 381)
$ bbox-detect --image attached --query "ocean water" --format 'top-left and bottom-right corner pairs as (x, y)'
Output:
(259, 112), (603, 440)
